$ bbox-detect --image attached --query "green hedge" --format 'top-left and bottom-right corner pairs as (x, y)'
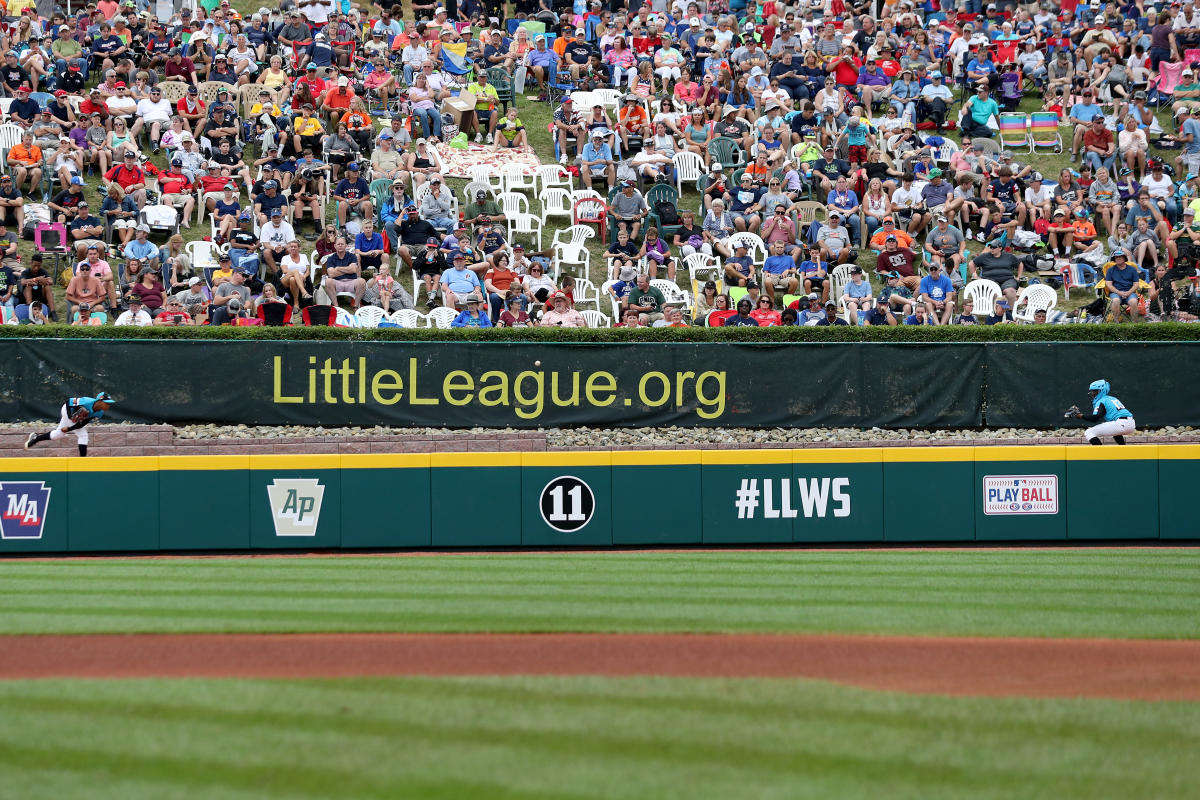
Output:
(1, 324), (1198, 342)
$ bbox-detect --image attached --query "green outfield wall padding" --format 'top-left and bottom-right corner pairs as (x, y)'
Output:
(0, 447), (1190, 555)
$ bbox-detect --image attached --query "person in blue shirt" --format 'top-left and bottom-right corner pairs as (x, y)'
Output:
(451, 296), (493, 327)
(815, 300), (849, 326)
(917, 261), (956, 325)
(762, 239), (799, 303)
(1104, 250), (1142, 321)
(580, 130), (615, 190)
(1068, 89), (1105, 161)
(25, 392), (115, 457)
(1068, 379), (1136, 445)
(724, 297), (761, 326)
(333, 162), (373, 228)
(961, 84), (1000, 140)
(122, 225), (159, 270)
(524, 36), (559, 102)
(796, 294), (825, 324)
(354, 218), (387, 274)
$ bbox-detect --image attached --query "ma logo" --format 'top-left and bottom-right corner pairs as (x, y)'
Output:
(0, 482), (51, 540)
(267, 479), (325, 537)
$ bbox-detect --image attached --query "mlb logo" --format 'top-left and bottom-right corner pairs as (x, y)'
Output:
(0, 482), (52, 540)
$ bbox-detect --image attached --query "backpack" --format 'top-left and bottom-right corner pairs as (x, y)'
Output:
(654, 200), (680, 226)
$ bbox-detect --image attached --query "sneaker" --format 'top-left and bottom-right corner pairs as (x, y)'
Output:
(24, 432), (37, 450)
(1070, 151), (1078, 163)
(975, 231), (986, 242)
(474, 132), (483, 143)
(559, 154), (568, 164)
(485, 133), (493, 144)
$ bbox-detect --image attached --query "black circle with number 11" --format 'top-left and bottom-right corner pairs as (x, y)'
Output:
(539, 476), (595, 533)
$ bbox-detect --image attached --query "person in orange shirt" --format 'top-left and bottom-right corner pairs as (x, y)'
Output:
(868, 216), (915, 250)
(339, 98), (375, 154)
(6, 131), (42, 193)
(617, 95), (650, 153)
(1071, 209), (1097, 252)
(318, 76), (356, 128)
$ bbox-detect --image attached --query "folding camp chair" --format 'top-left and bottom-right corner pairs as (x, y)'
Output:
(1029, 111), (1062, 154)
(998, 113), (1030, 152)
(1150, 61), (1187, 109)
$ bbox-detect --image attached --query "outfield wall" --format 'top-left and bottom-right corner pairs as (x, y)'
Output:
(0, 446), (1194, 553)
(6, 339), (1200, 428)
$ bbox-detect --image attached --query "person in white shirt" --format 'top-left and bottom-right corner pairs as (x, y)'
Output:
(1023, 172), (1054, 221)
(890, 173), (925, 234)
(115, 296), (153, 326)
(258, 208), (296, 274)
(301, 0), (331, 27)
(401, 41), (429, 85)
(131, 86), (174, 152)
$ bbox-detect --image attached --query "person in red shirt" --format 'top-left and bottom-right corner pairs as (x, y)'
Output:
(78, 89), (109, 124)
(164, 49), (198, 85)
(104, 151), (148, 206)
(295, 64), (327, 102)
(176, 85), (206, 137)
(158, 158), (196, 227)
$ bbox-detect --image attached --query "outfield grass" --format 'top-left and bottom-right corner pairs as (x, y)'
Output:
(0, 675), (1196, 799)
(2, 549), (1197, 638)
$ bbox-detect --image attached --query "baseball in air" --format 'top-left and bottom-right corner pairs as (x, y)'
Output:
(535, 360), (542, 366)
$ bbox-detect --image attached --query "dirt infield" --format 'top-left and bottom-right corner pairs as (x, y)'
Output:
(3, 633), (1198, 700)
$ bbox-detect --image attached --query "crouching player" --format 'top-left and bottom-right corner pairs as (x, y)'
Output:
(1066, 379), (1136, 445)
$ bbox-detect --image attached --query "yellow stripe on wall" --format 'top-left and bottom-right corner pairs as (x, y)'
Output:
(2, 444), (1199, 472)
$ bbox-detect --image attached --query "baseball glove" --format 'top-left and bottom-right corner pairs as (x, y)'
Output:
(1063, 405), (1080, 419)
(69, 407), (89, 424)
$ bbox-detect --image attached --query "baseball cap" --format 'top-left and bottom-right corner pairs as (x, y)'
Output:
(270, 208), (282, 217)
(188, 276), (201, 286)
(885, 234), (897, 241)
(70, 176), (84, 186)
(849, 266), (863, 274)
(427, 236), (439, 245)
(128, 296), (143, 305)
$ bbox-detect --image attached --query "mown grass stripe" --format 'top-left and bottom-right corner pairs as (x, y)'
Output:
(0, 677), (1196, 800)
(1, 550), (1196, 638)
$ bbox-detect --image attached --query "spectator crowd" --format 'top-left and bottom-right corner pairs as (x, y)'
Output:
(0, 0), (1197, 328)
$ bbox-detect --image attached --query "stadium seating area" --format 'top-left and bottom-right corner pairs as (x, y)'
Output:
(1, 1), (1199, 329)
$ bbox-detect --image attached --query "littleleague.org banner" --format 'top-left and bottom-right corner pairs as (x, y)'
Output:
(1, 340), (986, 429)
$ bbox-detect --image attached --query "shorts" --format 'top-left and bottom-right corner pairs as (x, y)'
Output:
(767, 274), (793, 289)
(1113, 291), (1137, 305)
(998, 277), (1020, 291)
(847, 144), (868, 163)
(333, 277), (360, 293)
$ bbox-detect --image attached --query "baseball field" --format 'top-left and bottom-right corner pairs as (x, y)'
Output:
(1, 548), (1198, 799)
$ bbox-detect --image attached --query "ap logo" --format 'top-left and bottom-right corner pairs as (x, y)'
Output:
(266, 479), (325, 536)
(0, 482), (52, 540)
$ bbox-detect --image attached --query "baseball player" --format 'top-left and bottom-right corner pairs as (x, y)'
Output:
(24, 392), (115, 457)
(1065, 380), (1136, 445)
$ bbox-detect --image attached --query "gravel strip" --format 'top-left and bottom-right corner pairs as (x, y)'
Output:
(5, 422), (1184, 443)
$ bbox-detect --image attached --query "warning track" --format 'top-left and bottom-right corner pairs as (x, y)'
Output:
(3, 633), (1198, 700)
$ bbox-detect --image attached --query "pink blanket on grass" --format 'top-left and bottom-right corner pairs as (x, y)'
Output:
(434, 142), (540, 179)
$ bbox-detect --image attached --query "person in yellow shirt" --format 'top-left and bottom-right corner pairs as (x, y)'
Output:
(493, 107), (528, 150)
(461, 70), (500, 144)
(291, 104), (324, 158)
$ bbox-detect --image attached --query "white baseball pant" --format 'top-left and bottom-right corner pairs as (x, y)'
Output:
(1084, 417), (1135, 442)
(49, 404), (89, 446)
